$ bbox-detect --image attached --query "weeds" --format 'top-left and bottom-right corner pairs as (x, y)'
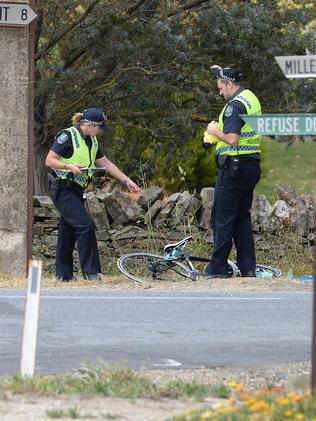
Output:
(255, 228), (313, 277)
(46, 408), (81, 419)
(1, 364), (315, 420)
(0, 364), (233, 402)
(166, 380), (232, 402)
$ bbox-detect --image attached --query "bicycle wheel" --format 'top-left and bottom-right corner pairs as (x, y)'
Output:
(227, 260), (239, 277)
(255, 264), (282, 278)
(117, 253), (192, 283)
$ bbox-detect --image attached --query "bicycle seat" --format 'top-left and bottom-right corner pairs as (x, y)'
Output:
(164, 236), (193, 252)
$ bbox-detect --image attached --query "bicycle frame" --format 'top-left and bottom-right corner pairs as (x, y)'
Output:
(162, 238), (239, 279)
(164, 250), (202, 280)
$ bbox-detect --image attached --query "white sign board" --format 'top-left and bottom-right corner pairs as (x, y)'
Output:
(275, 55), (316, 79)
(0, 3), (37, 26)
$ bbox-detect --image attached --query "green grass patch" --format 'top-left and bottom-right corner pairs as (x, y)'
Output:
(0, 363), (229, 402)
(46, 408), (81, 419)
(257, 137), (316, 203)
(0, 364), (155, 398)
(165, 381), (232, 401)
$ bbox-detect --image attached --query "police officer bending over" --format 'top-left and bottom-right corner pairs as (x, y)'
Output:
(45, 107), (141, 282)
(204, 65), (262, 278)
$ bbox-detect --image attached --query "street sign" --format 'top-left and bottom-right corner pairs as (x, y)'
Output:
(240, 113), (316, 135)
(0, 3), (37, 26)
(275, 55), (316, 78)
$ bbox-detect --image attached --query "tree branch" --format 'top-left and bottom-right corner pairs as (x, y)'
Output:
(187, 112), (209, 123)
(168, 0), (211, 17)
(35, 0), (101, 61)
(125, 0), (147, 16)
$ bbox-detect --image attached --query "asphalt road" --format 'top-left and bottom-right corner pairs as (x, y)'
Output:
(0, 289), (312, 376)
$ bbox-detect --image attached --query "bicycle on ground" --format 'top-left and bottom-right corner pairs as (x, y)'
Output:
(117, 235), (282, 283)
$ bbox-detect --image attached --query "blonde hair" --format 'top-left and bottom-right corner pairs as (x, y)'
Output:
(72, 112), (83, 125)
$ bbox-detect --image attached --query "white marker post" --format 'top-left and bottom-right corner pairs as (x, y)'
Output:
(21, 260), (42, 377)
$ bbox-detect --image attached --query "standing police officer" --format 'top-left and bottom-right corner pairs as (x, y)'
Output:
(204, 65), (262, 278)
(45, 107), (141, 281)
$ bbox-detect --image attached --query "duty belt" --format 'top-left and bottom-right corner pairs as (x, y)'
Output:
(53, 169), (88, 184)
(216, 145), (260, 155)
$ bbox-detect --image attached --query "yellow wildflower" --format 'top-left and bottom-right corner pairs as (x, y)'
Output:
(239, 391), (250, 401)
(249, 400), (267, 412)
(217, 406), (236, 414)
(245, 399), (256, 406)
(36, 376), (49, 385)
(277, 398), (290, 405)
(287, 391), (303, 402)
(212, 402), (224, 410)
(228, 380), (237, 388)
(235, 383), (244, 392)
(294, 414), (305, 420)
(201, 409), (213, 420)
(228, 396), (237, 405)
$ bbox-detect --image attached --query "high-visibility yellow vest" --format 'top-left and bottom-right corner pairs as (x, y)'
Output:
(216, 89), (262, 156)
(53, 126), (98, 187)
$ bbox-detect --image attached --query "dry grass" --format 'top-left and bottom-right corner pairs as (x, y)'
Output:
(0, 272), (312, 292)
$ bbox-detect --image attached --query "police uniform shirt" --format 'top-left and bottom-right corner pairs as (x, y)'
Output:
(222, 88), (247, 135)
(51, 125), (105, 159)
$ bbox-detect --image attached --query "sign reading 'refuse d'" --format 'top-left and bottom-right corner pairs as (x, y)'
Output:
(241, 114), (316, 136)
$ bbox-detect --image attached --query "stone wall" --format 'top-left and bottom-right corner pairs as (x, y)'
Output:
(33, 185), (315, 275)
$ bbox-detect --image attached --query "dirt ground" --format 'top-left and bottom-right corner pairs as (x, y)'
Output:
(102, 274), (314, 292)
(0, 275), (313, 420)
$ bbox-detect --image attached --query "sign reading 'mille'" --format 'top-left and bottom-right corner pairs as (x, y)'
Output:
(275, 55), (316, 78)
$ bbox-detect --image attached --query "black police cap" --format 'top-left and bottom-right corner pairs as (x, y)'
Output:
(81, 107), (112, 132)
(211, 67), (242, 82)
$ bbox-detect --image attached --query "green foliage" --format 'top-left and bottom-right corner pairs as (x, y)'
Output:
(0, 364), (155, 398)
(166, 380), (231, 401)
(35, 0), (316, 192)
(46, 408), (80, 419)
(170, 128), (218, 191)
(210, 383), (232, 399)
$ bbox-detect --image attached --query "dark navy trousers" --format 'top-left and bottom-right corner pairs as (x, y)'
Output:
(53, 182), (101, 280)
(208, 159), (261, 276)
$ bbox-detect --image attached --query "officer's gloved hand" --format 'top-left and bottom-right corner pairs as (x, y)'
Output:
(201, 131), (219, 148)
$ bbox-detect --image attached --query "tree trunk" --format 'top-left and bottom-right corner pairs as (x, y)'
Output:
(34, 141), (49, 195)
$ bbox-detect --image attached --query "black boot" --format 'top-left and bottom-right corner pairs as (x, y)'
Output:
(241, 270), (256, 277)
